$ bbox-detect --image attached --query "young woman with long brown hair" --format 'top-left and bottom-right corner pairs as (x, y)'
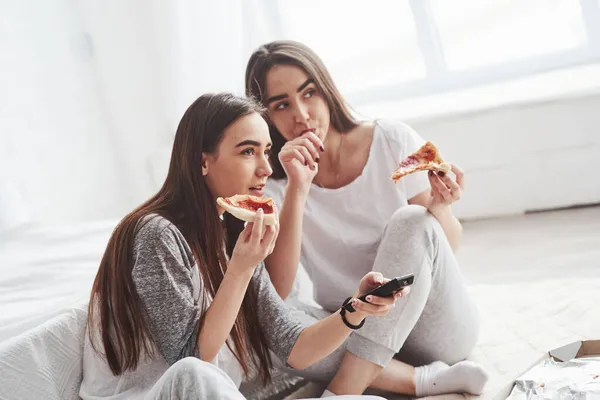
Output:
(245, 41), (489, 397)
(80, 92), (401, 400)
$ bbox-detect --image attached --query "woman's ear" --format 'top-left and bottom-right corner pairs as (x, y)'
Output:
(201, 153), (210, 176)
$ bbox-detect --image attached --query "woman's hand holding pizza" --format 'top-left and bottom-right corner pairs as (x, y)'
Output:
(279, 131), (323, 193)
(427, 164), (464, 215)
(229, 209), (280, 276)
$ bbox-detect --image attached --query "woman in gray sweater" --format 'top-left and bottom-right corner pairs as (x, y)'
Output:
(80, 93), (403, 400)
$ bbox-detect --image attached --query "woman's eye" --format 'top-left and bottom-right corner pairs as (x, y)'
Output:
(265, 148), (272, 157)
(274, 102), (288, 111)
(242, 148), (254, 155)
(304, 89), (315, 98)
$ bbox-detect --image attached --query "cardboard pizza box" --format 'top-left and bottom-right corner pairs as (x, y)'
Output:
(493, 339), (600, 399)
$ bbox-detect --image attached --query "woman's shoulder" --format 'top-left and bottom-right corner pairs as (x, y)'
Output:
(375, 119), (418, 143)
(134, 214), (186, 251)
(133, 213), (195, 269)
(136, 214), (175, 238)
(373, 119), (425, 157)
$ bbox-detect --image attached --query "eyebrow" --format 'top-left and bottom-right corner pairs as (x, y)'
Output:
(266, 78), (314, 105)
(234, 140), (272, 148)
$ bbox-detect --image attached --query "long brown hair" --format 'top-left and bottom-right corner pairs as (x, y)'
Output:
(88, 93), (273, 383)
(245, 40), (359, 179)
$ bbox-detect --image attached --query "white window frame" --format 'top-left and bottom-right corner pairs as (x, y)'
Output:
(266, 0), (600, 105)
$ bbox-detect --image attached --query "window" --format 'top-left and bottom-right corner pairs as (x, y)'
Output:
(272, 0), (600, 102)
(276, 0), (425, 93)
(431, 0), (587, 70)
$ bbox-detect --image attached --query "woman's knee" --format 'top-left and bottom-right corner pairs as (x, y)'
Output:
(170, 357), (206, 373)
(389, 205), (434, 232)
(153, 357), (242, 399)
(168, 357), (227, 384)
(383, 205), (441, 249)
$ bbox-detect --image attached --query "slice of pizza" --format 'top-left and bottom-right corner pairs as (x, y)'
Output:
(391, 141), (451, 182)
(216, 194), (277, 225)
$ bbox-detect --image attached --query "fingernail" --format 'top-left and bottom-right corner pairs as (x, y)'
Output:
(316, 157), (320, 163)
(438, 171), (446, 177)
(320, 145), (324, 152)
(366, 295), (373, 302)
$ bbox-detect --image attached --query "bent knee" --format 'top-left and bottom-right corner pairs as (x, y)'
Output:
(388, 205), (438, 237)
(157, 357), (241, 399)
(170, 357), (207, 374)
(169, 357), (225, 381)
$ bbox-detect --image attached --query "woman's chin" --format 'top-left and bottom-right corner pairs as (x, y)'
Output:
(248, 188), (264, 197)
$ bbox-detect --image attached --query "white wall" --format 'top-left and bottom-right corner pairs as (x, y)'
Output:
(406, 93), (600, 220)
(0, 0), (259, 225)
(76, 0), (171, 211)
(0, 0), (128, 224)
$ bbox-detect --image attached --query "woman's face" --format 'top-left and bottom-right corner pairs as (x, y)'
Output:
(264, 64), (331, 142)
(203, 112), (273, 207)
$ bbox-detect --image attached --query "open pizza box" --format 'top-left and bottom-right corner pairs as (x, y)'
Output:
(493, 339), (600, 399)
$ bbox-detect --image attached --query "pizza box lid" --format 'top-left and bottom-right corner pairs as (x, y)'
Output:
(493, 339), (600, 399)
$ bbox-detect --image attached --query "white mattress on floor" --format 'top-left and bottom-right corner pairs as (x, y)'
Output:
(0, 221), (117, 342)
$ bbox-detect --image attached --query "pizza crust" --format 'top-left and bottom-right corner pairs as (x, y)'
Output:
(216, 194), (278, 225)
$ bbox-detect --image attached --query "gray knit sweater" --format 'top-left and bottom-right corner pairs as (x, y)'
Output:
(79, 214), (305, 400)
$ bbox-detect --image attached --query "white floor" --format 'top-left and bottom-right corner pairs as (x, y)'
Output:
(291, 206), (600, 399)
(458, 206), (600, 398)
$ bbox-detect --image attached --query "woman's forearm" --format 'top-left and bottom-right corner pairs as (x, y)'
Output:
(265, 184), (308, 299)
(197, 266), (253, 362)
(430, 205), (463, 251)
(287, 309), (366, 370)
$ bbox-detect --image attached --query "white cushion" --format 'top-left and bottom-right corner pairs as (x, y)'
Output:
(0, 304), (88, 400)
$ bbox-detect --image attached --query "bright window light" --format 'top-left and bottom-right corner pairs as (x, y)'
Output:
(276, 0), (426, 92)
(430, 0), (587, 70)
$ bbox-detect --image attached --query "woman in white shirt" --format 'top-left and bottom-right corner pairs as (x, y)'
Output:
(244, 40), (488, 397)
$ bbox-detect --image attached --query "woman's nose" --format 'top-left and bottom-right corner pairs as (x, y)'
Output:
(258, 155), (273, 177)
(293, 103), (309, 123)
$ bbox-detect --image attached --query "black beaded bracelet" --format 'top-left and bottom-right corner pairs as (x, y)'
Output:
(340, 297), (365, 330)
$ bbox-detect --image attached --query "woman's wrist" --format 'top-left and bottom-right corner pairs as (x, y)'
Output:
(341, 297), (367, 327)
(225, 258), (256, 281)
(343, 309), (367, 326)
(427, 202), (452, 219)
(285, 181), (311, 199)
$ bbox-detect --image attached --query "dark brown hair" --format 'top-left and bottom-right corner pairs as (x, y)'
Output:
(245, 40), (359, 179)
(88, 93), (273, 383)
